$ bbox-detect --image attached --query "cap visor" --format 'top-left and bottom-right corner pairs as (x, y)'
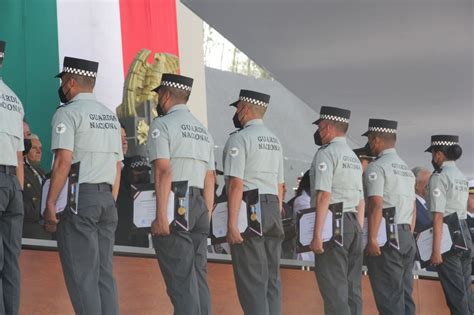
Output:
(312, 119), (321, 125)
(362, 130), (369, 137)
(229, 100), (239, 107)
(55, 72), (64, 78)
(152, 85), (162, 93)
(424, 146), (433, 153)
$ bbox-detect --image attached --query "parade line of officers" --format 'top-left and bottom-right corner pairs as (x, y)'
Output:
(0, 40), (472, 315)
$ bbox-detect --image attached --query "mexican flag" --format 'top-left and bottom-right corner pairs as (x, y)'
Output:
(0, 0), (179, 167)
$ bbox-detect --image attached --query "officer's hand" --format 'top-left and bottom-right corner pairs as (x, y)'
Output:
(365, 240), (381, 256)
(226, 226), (243, 245)
(151, 218), (170, 236)
(43, 205), (59, 233)
(430, 251), (443, 266)
(310, 237), (324, 254)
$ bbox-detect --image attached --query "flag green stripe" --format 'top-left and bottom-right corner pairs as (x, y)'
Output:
(0, 0), (60, 170)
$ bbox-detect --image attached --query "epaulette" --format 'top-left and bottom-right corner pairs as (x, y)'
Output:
(432, 168), (443, 175)
(56, 104), (65, 110)
(56, 100), (74, 110)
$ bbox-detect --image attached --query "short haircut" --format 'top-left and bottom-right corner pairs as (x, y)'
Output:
(29, 134), (40, 140)
(327, 120), (348, 133)
(369, 131), (396, 143)
(246, 103), (267, 117)
(69, 73), (96, 89)
(161, 86), (191, 102)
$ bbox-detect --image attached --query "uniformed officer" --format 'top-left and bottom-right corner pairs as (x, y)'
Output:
(309, 106), (364, 315)
(426, 135), (473, 315)
(0, 40), (25, 315)
(44, 57), (123, 315)
(363, 119), (416, 315)
(147, 73), (215, 315)
(224, 89), (284, 315)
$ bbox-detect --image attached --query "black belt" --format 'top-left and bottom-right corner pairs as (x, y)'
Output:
(0, 165), (16, 175)
(79, 183), (112, 192)
(189, 186), (203, 196)
(398, 224), (411, 231)
(260, 194), (279, 202)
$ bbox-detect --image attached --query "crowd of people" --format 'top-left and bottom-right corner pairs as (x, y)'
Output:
(1, 38), (473, 315)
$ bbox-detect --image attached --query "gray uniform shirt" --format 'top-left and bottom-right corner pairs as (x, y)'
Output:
(310, 137), (363, 212)
(223, 119), (284, 195)
(0, 78), (24, 166)
(427, 161), (468, 219)
(364, 148), (416, 225)
(51, 93), (123, 185)
(147, 104), (215, 189)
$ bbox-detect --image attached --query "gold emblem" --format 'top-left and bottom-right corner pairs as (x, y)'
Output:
(250, 213), (257, 221)
(334, 229), (340, 236)
(178, 207), (186, 216)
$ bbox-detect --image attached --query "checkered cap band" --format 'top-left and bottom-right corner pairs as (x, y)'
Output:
(239, 96), (268, 108)
(368, 126), (397, 133)
(63, 66), (97, 78)
(431, 141), (458, 146)
(161, 80), (192, 91)
(130, 160), (149, 169)
(319, 114), (349, 123)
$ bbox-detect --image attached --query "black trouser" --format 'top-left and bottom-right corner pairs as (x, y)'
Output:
(367, 224), (416, 315)
(57, 183), (119, 315)
(230, 194), (284, 315)
(153, 187), (211, 315)
(314, 212), (363, 315)
(437, 220), (473, 315)
(0, 167), (23, 315)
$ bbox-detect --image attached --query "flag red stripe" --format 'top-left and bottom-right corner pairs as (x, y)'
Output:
(119, 0), (180, 76)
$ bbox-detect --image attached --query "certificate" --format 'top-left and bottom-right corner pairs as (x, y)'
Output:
(210, 201), (248, 244)
(209, 188), (262, 244)
(40, 162), (80, 215)
(132, 183), (175, 228)
(296, 202), (343, 253)
(416, 223), (452, 268)
(362, 217), (387, 249)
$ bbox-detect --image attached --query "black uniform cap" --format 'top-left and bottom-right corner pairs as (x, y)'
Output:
(313, 106), (351, 125)
(362, 119), (398, 136)
(229, 89), (270, 108)
(425, 135), (459, 153)
(153, 73), (193, 93)
(55, 56), (99, 78)
(353, 142), (375, 160)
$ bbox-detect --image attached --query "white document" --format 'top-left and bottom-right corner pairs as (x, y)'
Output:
(212, 201), (248, 238)
(298, 210), (333, 248)
(133, 190), (175, 228)
(417, 223), (453, 262)
(40, 178), (69, 215)
(362, 217), (387, 249)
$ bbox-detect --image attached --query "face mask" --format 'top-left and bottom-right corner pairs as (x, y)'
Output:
(58, 81), (71, 103)
(431, 159), (441, 171)
(156, 102), (166, 117)
(233, 112), (242, 129)
(313, 129), (322, 146)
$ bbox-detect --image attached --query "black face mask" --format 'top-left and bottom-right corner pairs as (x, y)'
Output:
(156, 102), (166, 117)
(58, 82), (70, 103)
(313, 129), (322, 146)
(431, 159), (441, 172)
(233, 112), (242, 129)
